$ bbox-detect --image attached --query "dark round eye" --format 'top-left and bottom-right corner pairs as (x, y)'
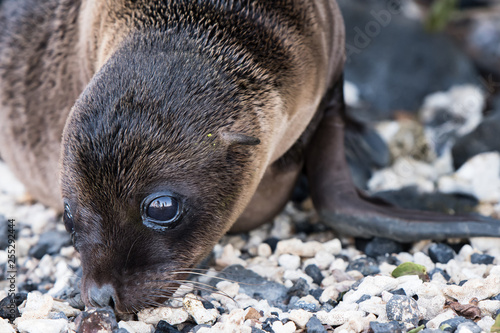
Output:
(142, 194), (182, 228)
(63, 203), (75, 234)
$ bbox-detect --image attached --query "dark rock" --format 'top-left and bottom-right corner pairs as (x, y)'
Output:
(373, 187), (478, 215)
(471, 253), (495, 265)
(337, 0), (480, 121)
(180, 323), (196, 333)
(28, 230), (72, 259)
(458, 280), (468, 286)
(262, 317), (279, 333)
(305, 265), (324, 285)
(364, 237), (404, 258)
(287, 278), (310, 298)
(202, 301), (215, 310)
(319, 303), (335, 312)
(213, 265), (287, 304)
(251, 327), (266, 333)
(263, 237), (279, 253)
(355, 294), (372, 303)
(155, 320), (182, 333)
(0, 293), (26, 322)
(439, 317), (472, 331)
(386, 295), (420, 328)
(191, 324), (210, 333)
(74, 307), (118, 333)
(456, 321), (482, 333)
(429, 268), (451, 281)
(428, 243), (456, 264)
(346, 257), (380, 276)
(306, 315), (326, 333)
(369, 321), (406, 333)
(491, 293), (500, 301)
(452, 113), (500, 169)
(390, 288), (407, 296)
(310, 288), (323, 301)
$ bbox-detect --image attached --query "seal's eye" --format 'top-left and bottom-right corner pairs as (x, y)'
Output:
(141, 193), (182, 229)
(63, 203), (75, 234)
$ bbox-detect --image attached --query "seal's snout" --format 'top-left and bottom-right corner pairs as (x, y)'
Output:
(87, 283), (117, 308)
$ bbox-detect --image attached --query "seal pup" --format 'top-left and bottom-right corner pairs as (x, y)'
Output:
(1, 0), (499, 313)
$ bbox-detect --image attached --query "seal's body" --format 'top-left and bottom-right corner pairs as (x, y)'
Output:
(1, 0), (499, 313)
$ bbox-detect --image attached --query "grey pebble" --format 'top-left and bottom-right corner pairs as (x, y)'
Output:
(428, 243), (455, 264)
(305, 315), (326, 333)
(305, 264), (323, 285)
(369, 320), (406, 333)
(470, 253), (495, 265)
(287, 278), (310, 298)
(346, 257), (380, 276)
(386, 295), (420, 328)
(28, 230), (72, 259)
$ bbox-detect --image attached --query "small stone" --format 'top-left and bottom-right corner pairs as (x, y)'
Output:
(215, 244), (246, 268)
(16, 319), (68, 333)
(305, 315), (326, 333)
(319, 286), (339, 304)
(28, 230), (72, 260)
(257, 243), (272, 258)
(183, 294), (218, 325)
(428, 243), (455, 264)
(118, 320), (154, 333)
(369, 321), (405, 333)
(138, 306), (189, 325)
(74, 307), (118, 333)
(304, 265), (323, 285)
(287, 278), (310, 298)
(51, 301), (80, 318)
(386, 295), (420, 329)
(215, 281), (240, 299)
(470, 253), (494, 265)
(155, 320), (181, 333)
(346, 257), (380, 276)
(364, 237), (405, 258)
(426, 310), (456, 329)
(18, 292), (53, 321)
(278, 254), (301, 271)
(0, 318), (15, 333)
(456, 321), (482, 333)
(288, 309), (313, 328)
(244, 307), (261, 321)
(0, 293), (26, 322)
(271, 320), (296, 333)
(313, 251), (334, 270)
(439, 316), (471, 331)
(322, 239), (342, 255)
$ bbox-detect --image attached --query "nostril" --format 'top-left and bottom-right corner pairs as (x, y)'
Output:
(88, 284), (117, 308)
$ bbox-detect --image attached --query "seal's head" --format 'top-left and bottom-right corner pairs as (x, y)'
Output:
(60, 34), (269, 312)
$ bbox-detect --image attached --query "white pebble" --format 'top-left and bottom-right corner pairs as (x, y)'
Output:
(278, 254), (301, 271)
(183, 294), (218, 325)
(319, 286), (340, 304)
(118, 321), (154, 333)
(288, 309), (313, 328)
(478, 300), (500, 317)
(257, 243), (272, 257)
(443, 274), (500, 303)
(0, 318), (15, 333)
(215, 281), (240, 299)
(271, 320), (296, 333)
(314, 251), (335, 270)
(322, 239), (342, 255)
(16, 319), (67, 333)
(315, 310), (365, 326)
(476, 315), (495, 332)
(137, 306), (189, 325)
(18, 292), (53, 321)
(215, 244), (247, 268)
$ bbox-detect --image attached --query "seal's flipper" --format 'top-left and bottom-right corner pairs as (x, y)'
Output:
(307, 79), (500, 242)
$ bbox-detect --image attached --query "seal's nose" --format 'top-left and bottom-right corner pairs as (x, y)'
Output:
(87, 284), (117, 308)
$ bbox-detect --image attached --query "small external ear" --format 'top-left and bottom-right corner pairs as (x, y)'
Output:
(221, 132), (260, 146)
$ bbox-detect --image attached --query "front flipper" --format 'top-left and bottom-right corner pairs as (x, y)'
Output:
(306, 78), (500, 242)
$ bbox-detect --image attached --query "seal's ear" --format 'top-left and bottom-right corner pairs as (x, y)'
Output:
(221, 132), (260, 146)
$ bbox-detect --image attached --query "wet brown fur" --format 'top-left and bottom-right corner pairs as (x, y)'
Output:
(0, 0), (344, 312)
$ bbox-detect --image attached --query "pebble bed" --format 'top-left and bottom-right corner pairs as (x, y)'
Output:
(1, 84), (500, 333)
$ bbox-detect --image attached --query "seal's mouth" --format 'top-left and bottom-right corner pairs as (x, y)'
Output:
(81, 266), (211, 313)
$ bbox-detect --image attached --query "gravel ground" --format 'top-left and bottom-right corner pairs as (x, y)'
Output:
(1, 84), (500, 333)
